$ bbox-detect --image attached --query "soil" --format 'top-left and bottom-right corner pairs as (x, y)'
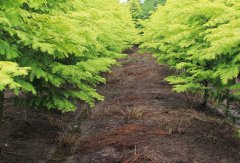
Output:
(0, 48), (240, 163)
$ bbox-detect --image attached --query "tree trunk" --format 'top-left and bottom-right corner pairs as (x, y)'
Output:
(0, 90), (4, 127)
(202, 81), (209, 107)
(24, 107), (29, 122)
(0, 90), (4, 154)
(225, 89), (230, 117)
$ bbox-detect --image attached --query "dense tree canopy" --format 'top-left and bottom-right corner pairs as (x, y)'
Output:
(0, 0), (136, 112)
(141, 0), (240, 111)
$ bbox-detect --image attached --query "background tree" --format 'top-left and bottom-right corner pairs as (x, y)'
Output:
(129, 0), (142, 27)
(140, 0), (166, 19)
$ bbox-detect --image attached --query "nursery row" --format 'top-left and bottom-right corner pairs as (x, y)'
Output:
(141, 0), (240, 116)
(0, 0), (136, 121)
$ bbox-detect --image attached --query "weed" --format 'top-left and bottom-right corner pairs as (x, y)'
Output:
(235, 129), (240, 139)
(123, 109), (145, 120)
(57, 132), (79, 148)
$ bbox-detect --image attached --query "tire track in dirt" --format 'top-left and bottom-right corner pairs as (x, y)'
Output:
(66, 48), (240, 163)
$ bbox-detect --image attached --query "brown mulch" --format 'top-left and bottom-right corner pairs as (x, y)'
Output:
(78, 124), (169, 153)
(67, 48), (240, 163)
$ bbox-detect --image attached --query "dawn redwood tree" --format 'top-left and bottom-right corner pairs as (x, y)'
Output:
(0, 62), (31, 125)
(0, 62), (29, 153)
(141, 0), (240, 112)
(140, 0), (166, 19)
(0, 0), (136, 114)
(129, 0), (142, 27)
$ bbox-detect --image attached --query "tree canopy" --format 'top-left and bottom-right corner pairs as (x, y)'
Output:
(0, 0), (136, 111)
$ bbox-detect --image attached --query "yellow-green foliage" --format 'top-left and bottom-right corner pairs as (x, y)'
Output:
(141, 0), (240, 105)
(0, 0), (136, 111)
(0, 62), (29, 91)
(129, 0), (142, 23)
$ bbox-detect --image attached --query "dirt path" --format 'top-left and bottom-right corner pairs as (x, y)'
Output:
(64, 48), (240, 163)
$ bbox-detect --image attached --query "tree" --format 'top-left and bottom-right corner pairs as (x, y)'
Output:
(141, 0), (240, 112)
(129, 0), (142, 27)
(0, 62), (30, 125)
(140, 0), (166, 19)
(0, 0), (136, 113)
